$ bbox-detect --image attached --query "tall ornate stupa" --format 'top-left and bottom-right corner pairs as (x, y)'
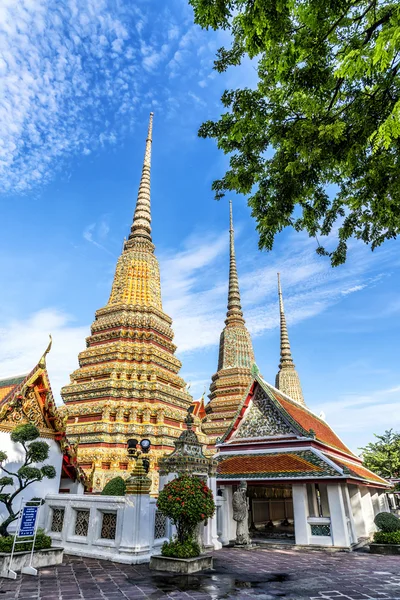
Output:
(61, 113), (195, 492)
(202, 202), (255, 445)
(275, 273), (305, 405)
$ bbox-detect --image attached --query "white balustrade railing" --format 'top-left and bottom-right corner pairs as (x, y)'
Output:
(44, 493), (159, 564)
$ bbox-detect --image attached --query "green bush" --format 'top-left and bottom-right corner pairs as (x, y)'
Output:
(373, 530), (400, 544)
(102, 476), (126, 496)
(161, 538), (201, 559)
(374, 512), (400, 533)
(0, 529), (51, 554)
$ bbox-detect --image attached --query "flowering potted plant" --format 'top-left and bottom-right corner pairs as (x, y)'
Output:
(156, 475), (215, 560)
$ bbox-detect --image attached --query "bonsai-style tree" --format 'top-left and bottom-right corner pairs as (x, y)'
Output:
(157, 475), (215, 558)
(0, 423), (56, 537)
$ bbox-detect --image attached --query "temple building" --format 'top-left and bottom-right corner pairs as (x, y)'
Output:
(0, 340), (84, 527)
(215, 368), (390, 548)
(60, 113), (197, 492)
(202, 202), (255, 445)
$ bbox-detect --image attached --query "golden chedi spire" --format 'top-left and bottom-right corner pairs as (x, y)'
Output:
(203, 202), (255, 446)
(128, 112), (153, 243)
(61, 113), (198, 492)
(275, 273), (305, 406)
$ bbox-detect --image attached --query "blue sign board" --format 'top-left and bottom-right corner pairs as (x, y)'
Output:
(19, 506), (38, 537)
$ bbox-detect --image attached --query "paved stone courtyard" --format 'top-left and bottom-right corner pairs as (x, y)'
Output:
(1, 547), (400, 600)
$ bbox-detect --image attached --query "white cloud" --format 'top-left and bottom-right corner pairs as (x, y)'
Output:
(157, 224), (396, 355)
(83, 219), (112, 252)
(314, 385), (400, 454)
(0, 1), (218, 194)
(0, 309), (88, 404)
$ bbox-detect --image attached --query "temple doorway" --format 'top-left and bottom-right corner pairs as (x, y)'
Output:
(248, 484), (295, 541)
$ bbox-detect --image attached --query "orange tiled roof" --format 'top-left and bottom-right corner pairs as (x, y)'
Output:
(328, 456), (388, 485)
(269, 388), (353, 455)
(0, 375), (26, 404)
(191, 397), (206, 420)
(218, 453), (324, 476)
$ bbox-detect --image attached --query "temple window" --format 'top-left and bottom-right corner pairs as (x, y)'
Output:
(100, 513), (117, 539)
(50, 508), (65, 533)
(74, 510), (90, 537)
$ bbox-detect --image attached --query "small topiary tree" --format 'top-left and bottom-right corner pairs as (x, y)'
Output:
(374, 512), (400, 533)
(0, 423), (56, 537)
(157, 475), (215, 559)
(101, 476), (126, 496)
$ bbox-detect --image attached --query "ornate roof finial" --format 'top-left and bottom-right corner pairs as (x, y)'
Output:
(38, 335), (52, 369)
(128, 112), (154, 243)
(275, 274), (305, 406)
(226, 201), (245, 326)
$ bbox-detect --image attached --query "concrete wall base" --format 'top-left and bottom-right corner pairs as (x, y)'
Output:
(150, 554), (213, 574)
(369, 543), (400, 555)
(0, 548), (64, 578)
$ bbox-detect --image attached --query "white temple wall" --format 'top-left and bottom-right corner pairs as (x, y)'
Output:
(0, 431), (63, 531)
(59, 478), (85, 494)
(43, 493), (169, 563)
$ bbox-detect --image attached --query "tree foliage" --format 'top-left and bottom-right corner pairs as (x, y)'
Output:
(157, 475), (215, 557)
(189, 0), (400, 266)
(374, 511), (400, 532)
(101, 476), (126, 496)
(360, 429), (400, 478)
(0, 423), (56, 537)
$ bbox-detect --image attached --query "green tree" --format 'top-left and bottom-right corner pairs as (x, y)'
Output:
(189, 0), (400, 266)
(360, 429), (400, 478)
(0, 423), (56, 537)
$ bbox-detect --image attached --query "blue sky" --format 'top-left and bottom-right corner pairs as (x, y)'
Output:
(0, 0), (399, 454)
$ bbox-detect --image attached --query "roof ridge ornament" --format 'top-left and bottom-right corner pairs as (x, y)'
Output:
(38, 334), (52, 369)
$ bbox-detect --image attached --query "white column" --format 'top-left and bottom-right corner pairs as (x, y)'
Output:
(327, 483), (350, 547)
(292, 484), (309, 545)
(378, 490), (390, 513)
(349, 485), (367, 538)
(203, 475), (222, 550)
(119, 493), (153, 562)
(371, 490), (380, 516)
(342, 484), (357, 544)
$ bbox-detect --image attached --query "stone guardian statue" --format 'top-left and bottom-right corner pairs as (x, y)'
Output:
(232, 480), (251, 546)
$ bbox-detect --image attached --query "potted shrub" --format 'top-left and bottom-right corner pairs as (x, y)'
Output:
(370, 512), (400, 554)
(150, 475), (215, 573)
